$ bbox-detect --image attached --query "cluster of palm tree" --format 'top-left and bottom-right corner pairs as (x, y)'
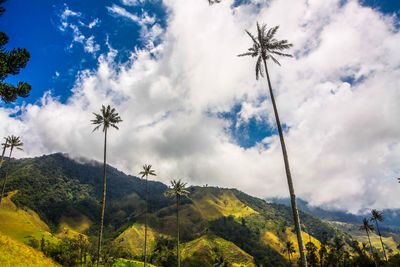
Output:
(0, 135), (23, 207)
(359, 209), (389, 266)
(137, 167), (189, 267)
(91, 21), (307, 267)
(91, 104), (189, 267)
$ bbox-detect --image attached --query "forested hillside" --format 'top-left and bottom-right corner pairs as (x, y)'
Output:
(0, 153), (399, 266)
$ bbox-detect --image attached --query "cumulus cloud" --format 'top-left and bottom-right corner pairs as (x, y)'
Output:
(1, 0), (400, 213)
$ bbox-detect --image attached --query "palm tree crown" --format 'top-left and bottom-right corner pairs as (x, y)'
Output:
(371, 209), (383, 222)
(91, 105), (122, 132)
(7, 135), (24, 151)
(360, 218), (374, 233)
(0, 137), (10, 167)
(0, 135), (23, 207)
(238, 22), (293, 80)
(139, 164), (156, 179)
(283, 241), (296, 253)
(208, 0), (221, 4)
(165, 179), (189, 200)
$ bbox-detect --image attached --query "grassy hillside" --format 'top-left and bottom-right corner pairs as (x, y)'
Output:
(261, 227), (322, 262)
(0, 231), (61, 267)
(0, 191), (56, 244)
(190, 187), (257, 220)
(0, 153), (376, 266)
(181, 234), (255, 266)
(116, 223), (160, 256)
(1, 153), (170, 233)
(331, 221), (400, 255)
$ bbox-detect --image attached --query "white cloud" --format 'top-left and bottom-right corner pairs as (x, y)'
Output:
(107, 4), (155, 25)
(106, 4), (161, 48)
(121, 0), (147, 6)
(57, 5), (100, 55)
(88, 18), (100, 28)
(2, 0), (400, 213)
(84, 36), (101, 53)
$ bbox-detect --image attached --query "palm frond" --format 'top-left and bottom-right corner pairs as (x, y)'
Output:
(91, 105), (122, 133)
(266, 25), (279, 41)
(360, 218), (374, 232)
(165, 179), (189, 199)
(237, 51), (255, 57)
(7, 135), (23, 150)
(239, 22), (293, 76)
(139, 164), (157, 178)
(1, 137), (10, 148)
(269, 54), (281, 66)
(371, 209), (383, 222)
(255, 56), (263, 80)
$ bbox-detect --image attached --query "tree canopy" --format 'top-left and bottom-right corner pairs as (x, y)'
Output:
(0, 0), (31, 103)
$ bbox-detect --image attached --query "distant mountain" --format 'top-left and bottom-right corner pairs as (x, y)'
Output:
(269, 197), (400, 231)
(0, 153), (389, 266)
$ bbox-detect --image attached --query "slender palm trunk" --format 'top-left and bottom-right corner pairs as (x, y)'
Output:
(144, 175), (148, 267)
(0, 147), (13, 207)
(97, 128), (107, 267)
(177, 196), (180, 267)
(262, 59), (307, 267)
(366, 230), (377, 267)
(320, 248), (324, 267)
(0, 144), (7, 169)
(374, 220), (388, 263)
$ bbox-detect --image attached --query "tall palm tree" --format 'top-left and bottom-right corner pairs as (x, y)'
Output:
(0, 135), (23, 207)
(91, 104), (122, 267)
(0, 137), (10, 169)
(238, 22), (307, 267)
(360, 217), (377, 267)
(370, 209), (388, 263)
(282, 241), (296, 265)
(165, 179), (189, 267)
(138, 164), (156, 267)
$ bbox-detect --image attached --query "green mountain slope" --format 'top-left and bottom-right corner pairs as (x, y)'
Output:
(0, 153), (360, 266)
(0, 231), (61, 267)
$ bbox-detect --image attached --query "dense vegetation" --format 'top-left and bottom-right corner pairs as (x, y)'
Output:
(0, 153), (171, 232)
(0, 0), (32, 103)
(1, 153), (400, 266)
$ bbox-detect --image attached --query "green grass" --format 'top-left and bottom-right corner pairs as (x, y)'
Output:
(181, 234), (255, 266)
(331, 221), (400, 255)
(0, 231), (61, 267)
(114, 258), (157, 267)
(191, 189), (258, 221)
(0, 191), (58, 244)
(116, 223), (159, 256)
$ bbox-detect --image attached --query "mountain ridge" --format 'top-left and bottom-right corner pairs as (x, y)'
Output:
(1, 153), (398, 266)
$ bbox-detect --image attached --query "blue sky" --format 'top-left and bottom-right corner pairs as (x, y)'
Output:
(1, 0), (400, 213)
(0, 0), (167, 103)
